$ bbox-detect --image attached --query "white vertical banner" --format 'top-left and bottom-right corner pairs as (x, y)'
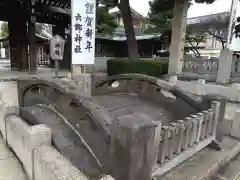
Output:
(71, 0), (96, 64)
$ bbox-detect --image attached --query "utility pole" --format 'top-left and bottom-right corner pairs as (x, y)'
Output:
(226, 0), (238, 48)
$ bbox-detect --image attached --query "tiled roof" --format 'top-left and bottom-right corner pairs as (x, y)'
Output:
(187, 12), (229, 25)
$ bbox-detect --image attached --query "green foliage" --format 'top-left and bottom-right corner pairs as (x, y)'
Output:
(147, 0), (217, 32)
(148, 0), (216, 15)
(96, 6), (118, 34)
(107, 58), (168, 77)
(146, 0), (216, 48)
(0, 22), (8, 37)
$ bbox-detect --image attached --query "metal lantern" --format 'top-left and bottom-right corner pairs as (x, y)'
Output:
(49, 35), (65, 60)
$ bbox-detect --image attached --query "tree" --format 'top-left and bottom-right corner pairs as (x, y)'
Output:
(147, 0), (217, 57)
(101, 0), (140, 59)
(234, 17), (240, 38)
(0, 22), (8, 37)
(96, 6), (118, 34)
(185, 27), (207, 56)
(207, 30), (226, 49)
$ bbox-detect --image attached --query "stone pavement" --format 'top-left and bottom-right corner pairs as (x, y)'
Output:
(0, 135), (27, 180)
(0, 68), (69, 81)
(158, 136), (240, 180)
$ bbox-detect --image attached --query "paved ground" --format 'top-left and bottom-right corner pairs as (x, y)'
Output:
(0, 136), (27, 180)
(158, 136), (240, 180)
(0, 60), (69, 80)
(0, 68), (69, 81)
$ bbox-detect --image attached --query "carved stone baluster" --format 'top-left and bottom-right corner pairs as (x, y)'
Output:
(211, 101), (221, 137)
(176, 120), (185, 154)
(190, 115), (198, 146)
(157, 131), (163, 164)
(201, 111), (208, 140)
(158, 126), (170, 164)
(207, 109), (214, 136)
(168, 122), (178, 159)
(183, 117), (191, 150)
(196, 112), (204, 143)
(203, 111), (210, 138)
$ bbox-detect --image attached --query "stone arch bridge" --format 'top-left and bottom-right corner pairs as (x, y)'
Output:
(2, 74), (222, 180)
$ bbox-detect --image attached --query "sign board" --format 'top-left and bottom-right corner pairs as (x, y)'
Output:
(49, 35), (65, 60)
(71, 0), (96, 65)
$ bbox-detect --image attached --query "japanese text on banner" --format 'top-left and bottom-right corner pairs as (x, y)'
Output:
(71, 0), (96, 65)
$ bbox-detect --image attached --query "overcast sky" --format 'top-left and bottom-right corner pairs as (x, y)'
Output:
(130, 0), (232, 18)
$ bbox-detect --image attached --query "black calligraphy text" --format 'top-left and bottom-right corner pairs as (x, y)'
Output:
(74, 13), (83, 53)
(84, 3), (94, 53)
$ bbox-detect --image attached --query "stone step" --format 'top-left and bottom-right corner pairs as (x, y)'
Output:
(213, 153), (240, 180)
(156, 136), (240, 180)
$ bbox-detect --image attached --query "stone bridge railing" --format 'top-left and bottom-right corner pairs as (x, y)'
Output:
(182, 58), (218, 74)
(93, 73), (216, 118)
(0, 81), (114, 180)
(3, 76), (225, 180)
(181, 57), (240, 74)
(152, 102), (219, 177)
(17, 78), (113, 139)
(90, 73), (222, 179)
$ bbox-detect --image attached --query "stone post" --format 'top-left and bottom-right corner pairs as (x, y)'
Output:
(72, 65), (93, 95)
(196, 79), (205, 95)
(28, 16), (37, 72)
(168, 0), (189, 74)
(211, 100), (225, 142)
(231, 110), (240, 139)
(217, 48), (233, 84)
(110, 113), (161, 180)
(169, 76), (178, 85)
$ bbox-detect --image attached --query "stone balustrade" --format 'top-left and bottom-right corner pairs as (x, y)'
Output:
(152, 101), (220, 177)
(170, 76), (240, 103)
(5, 115), (52, 180)
(158, 110), (215, 164)
(182, 58), (218, 73)
(2, 110), (114, 180)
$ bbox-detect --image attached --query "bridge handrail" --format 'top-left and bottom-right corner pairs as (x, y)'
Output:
(152, 101), (220, 177)
(3, 112), (114, 180)
(94, 73), (214, 112)
(18, 78), (113, 138)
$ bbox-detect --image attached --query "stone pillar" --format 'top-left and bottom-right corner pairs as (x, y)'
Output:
(71, 65), (93, 95)
(8, 21), (17, 70)
(110, 113), (161, 180)
(168, 0), (189, 74)
(28, 15), (37, 72)
(8, 0), (28, 71)
(231, 110), (240, 139)
(217, 48), (233, 84)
